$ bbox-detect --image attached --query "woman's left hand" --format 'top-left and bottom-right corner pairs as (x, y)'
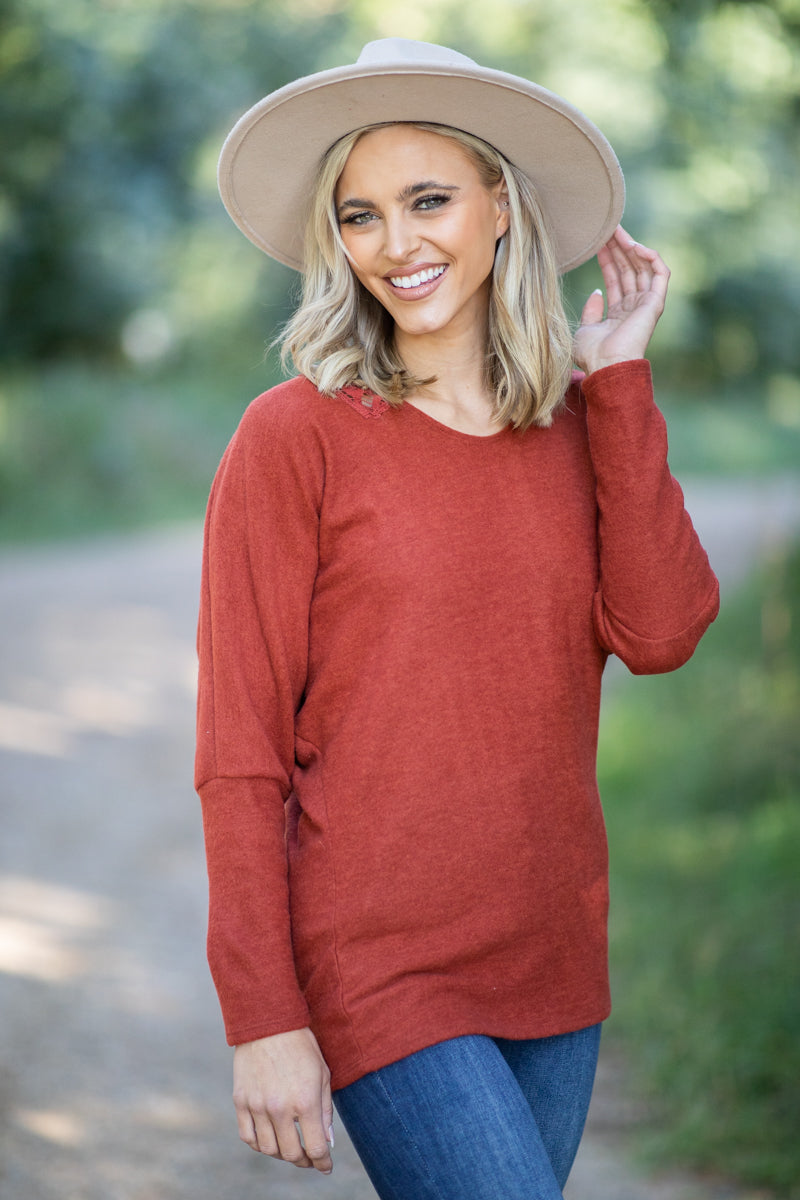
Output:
(572, 226), (670, 376)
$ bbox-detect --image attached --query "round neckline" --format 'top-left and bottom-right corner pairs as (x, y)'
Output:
(401, 399), (514, 443)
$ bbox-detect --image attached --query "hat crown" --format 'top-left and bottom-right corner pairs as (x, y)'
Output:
(356, 39), (477, 69)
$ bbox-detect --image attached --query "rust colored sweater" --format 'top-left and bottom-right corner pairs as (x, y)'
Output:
(195, 360), (719, 1090)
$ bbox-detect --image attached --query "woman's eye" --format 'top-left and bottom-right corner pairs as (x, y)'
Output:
(341, 210), (375, 227)
(416, 193), (451, 211)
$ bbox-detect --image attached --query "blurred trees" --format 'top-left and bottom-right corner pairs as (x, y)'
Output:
(0, 0), (345, 360)
(624, 0), (800, 392)
(0, 0), (799, 398)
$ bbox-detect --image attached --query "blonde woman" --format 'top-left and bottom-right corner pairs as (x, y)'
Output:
(197, 39), (719, 1199)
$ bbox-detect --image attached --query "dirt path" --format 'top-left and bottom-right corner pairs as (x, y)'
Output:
(0, 477), (795, 1200)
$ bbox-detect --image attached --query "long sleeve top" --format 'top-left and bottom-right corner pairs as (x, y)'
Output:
(195, 359), (719, 1090)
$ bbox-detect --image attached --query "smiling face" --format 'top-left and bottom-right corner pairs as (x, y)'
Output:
(334, 125), (509, 347)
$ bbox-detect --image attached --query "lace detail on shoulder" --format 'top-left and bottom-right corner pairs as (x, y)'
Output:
(341, 387), (390, 420)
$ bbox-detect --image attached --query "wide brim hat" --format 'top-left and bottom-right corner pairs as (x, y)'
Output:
(218, 38), (625, 275)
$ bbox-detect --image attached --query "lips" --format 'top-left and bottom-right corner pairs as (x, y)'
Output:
(389, 265), (446, 288)
(383, 264), (448, 300)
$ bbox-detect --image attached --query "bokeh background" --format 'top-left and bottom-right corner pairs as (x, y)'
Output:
(0, 0), (798, 1195)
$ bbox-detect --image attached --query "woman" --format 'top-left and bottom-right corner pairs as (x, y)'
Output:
(197, 38), (719, 1199)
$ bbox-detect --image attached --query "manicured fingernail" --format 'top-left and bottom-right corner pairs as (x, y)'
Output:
(328, 1124), (335, 1149)
(592, 289), (603, 295)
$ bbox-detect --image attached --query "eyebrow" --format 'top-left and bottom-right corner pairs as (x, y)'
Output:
(337, 181), (460, 215)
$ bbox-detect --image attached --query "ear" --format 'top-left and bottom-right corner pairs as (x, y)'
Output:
(495, 184), (510, 238)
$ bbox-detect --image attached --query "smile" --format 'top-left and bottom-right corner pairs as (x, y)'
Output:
(387, 265), (447, 289)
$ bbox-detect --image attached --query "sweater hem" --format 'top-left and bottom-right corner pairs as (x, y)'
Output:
(328, 1000), (612, 1091)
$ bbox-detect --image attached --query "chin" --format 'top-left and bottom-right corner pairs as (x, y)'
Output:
(392, 310), (451, 337)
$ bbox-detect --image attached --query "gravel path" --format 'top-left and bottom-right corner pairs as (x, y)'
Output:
(0, 476), (795, 1200)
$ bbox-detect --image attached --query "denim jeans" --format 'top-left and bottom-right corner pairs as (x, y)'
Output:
(333, 1023), (601, 1200)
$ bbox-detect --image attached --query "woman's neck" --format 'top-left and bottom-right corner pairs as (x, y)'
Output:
(394, 325), (501, 436)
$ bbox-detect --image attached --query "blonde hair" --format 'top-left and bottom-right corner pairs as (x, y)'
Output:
(280, 122), (573, 429)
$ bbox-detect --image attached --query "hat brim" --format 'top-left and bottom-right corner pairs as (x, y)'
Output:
(218, 61), (625, 274)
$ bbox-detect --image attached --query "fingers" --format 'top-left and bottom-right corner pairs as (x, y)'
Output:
(236, 1092), (332, 1171)
(274, 1111), (316, 1171)
(323, 1078), (335, 1151)
(232, 1031), (334, 1174)
(297, 1102), (334, 1173)
(234, 1083), (283, 1156)
(598, 232), (636, 307)
(575, 228), (671, 372)
(579, 288), (605, 328)
(598, 226), (670, 310)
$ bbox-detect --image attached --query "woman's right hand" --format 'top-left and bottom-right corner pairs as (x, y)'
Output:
(233, 1027), (334, 1173)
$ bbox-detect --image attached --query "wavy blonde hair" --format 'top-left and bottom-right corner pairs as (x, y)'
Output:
(280, 122), (573, 429)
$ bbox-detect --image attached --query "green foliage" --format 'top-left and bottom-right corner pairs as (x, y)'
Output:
(658, 384), (800, 475)
(630, 1), (800, 389)
(0, 356), (283, 541)
(600, 545), (800, 1196)
(0, 0), (340, 360)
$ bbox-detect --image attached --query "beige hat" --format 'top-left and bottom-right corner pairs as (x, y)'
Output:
(218, 38), (625, 274)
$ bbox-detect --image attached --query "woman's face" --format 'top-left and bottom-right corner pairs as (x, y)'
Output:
(335, 125), (509, 345)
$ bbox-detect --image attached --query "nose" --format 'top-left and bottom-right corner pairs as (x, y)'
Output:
(383, 210), (422, 263)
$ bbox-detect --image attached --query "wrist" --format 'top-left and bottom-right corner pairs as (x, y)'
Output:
(582, 355), (643, 376)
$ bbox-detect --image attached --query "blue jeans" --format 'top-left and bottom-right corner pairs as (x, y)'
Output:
(333, 1024), (601, 1200)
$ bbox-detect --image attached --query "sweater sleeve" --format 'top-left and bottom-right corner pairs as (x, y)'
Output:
(195, 393), (322, 1045)
(582, 359), (720, 674)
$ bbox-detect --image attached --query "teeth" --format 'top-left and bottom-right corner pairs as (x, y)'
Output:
(389, 265), (446, 289)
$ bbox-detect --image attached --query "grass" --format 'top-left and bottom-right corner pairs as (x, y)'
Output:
(658, 385), (800, 477)
(0, 356), (280, 543)
(599, 545), (800, 1197)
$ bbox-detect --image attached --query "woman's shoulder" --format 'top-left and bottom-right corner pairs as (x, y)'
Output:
(241, 374), (329, 429)
(237, 375), (385, 442)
